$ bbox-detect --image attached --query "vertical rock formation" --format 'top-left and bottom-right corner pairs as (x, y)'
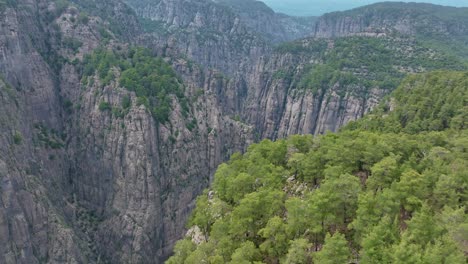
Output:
(0, 0), (466, 263)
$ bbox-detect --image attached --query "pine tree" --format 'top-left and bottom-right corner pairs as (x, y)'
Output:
(360, 216), (398, 264)
(283, 239), (311, 264)
(422, 235), (465, 264)
(166, 239), (196, 264)
(258, 216), (289, 259)
(314, 232), (350, 264)
(230, 241), (261, 264)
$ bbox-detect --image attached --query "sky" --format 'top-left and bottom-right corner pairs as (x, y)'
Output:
(261, 0), (468, 16)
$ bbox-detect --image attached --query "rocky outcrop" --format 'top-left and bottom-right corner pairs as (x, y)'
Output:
(213, 0), (316, 43)
(63, 59), (253, 262)
(1, 0), (466, 263)
(220, 47), (386, 139)
(131, 0), (269, 75)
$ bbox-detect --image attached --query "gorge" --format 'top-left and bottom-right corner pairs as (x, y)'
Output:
(0, 0), (466, 263)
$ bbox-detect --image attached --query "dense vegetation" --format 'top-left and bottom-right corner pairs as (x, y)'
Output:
(82, 47), (188, 122)
(346, 71), (467, 134)
(167, 71), (467, 263)
(276, 36), (466, 96)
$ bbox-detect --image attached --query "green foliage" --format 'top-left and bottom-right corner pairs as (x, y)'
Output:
(275, 39), (328, 55)
(186, 118), (197, 131)
(62, 37), (83, 53)
(295, 36), (465, 97)
(169, 71), (468, 263)
(138, 17), (168, 35)
(82, 48), (118, 86)
(82, 47), (187, 123)
(230, 241), (261, 264)
(34, 123), (65, 149)
(77, 12), (89, 25)
(258, 216), (288, 258)
(121, 95), (131, 109)
(346, 71), (468, 134)
(111, 107), (125, 118)
(98, 27), (113, 42)
(313, 232), (350, 264)
(297, 64), (356, 95)
(284, 239), (311, 264)
(360, 216), (398, 264)
(98, 101), (111, 111)
(54, 0), (69, 14)
(321, 2), (468, 59)
(13, 130), (22, 145)
(166, 239), (196, 264)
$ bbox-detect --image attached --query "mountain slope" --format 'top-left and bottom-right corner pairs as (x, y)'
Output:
(213, 0), (317, 42)
(123, 0), (466, 139)
(346, 71), (468, 133)
(313, 2), (468, 58)
(0, 0), (140, 262)
(127, 0), (316, 44)
(240, 34), (465, 138)
(0, 0), (467, 263)
(169, 71), (468, 263)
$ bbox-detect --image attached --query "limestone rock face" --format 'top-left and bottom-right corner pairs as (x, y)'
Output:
(213, 0), (317, 43)
(63, 61), (253, 262)
(0, 1), (254, 261)
(0, 1), (90, 263)
(0, 0), (464, 263)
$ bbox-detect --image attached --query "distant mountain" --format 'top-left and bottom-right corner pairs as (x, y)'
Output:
(214, 0), (317, 42)
(126, 0), (316, 44)
(262, 0), (468, 16)
(313, 2), (468, 58)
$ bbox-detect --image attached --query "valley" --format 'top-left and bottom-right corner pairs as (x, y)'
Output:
(0, 0), (466, 263)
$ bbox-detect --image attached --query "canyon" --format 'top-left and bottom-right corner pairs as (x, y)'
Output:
(0, 0), (466, 263)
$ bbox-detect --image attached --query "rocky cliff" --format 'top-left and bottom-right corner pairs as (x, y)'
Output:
(314, 2), (468, 38)
(0, 0), (255, 262)
(127, 0), (316, 44)
(312, 2), (468, 58)
(213, 0), (317, 43)
(0, 0), (466, 263)
(0, 0), (96, 262)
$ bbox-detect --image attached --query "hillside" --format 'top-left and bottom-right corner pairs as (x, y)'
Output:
(0, 0), (467, 263)
(244, 34), (465, 138)
(169, 71), (468, 263)
(314, 2), (468, 58)
(213, 0), (317, 42)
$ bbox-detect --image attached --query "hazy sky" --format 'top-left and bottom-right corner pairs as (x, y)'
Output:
(261, 0), (468, 16)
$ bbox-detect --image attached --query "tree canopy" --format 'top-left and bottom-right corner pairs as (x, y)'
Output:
(82, 47), (189, 122)
(167, 71), (468, 263)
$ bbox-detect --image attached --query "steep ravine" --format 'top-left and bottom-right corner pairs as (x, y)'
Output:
(1, 1), (255, 260)
(0, 0), (466, 263)
(63, 58), (254, 262)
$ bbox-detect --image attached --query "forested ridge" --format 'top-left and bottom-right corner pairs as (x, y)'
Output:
(168, 71), (468, 264)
